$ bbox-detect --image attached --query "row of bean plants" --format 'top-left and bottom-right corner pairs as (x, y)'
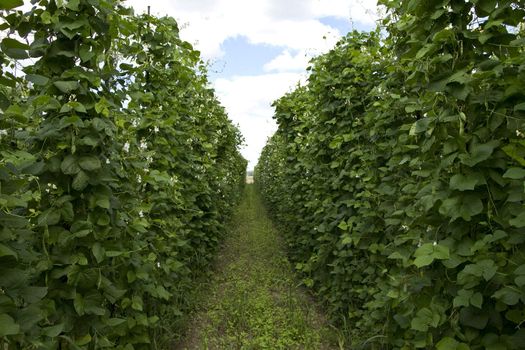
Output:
(256, 0), (525, 348)
(0, 0), (246, 348)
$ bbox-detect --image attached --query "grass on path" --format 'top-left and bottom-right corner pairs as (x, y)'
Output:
(176, 184), (340, 349)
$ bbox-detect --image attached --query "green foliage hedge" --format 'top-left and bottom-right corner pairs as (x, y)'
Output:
(0, 1), (246, 348)
(256, 0), (525, 348)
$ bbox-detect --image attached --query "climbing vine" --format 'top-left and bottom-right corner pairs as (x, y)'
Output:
(257, 1), (525, 348)
(0, 1), (245, 348)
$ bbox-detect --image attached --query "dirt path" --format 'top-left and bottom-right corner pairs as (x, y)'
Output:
(175, 185), (340, 349)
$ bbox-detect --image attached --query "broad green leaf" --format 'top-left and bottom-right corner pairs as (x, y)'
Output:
(462, 140), (500, 166)
(76, 334), (92, 346)
(0, 38), (29, 59)
(470, 292), (483, 309)
(436, 337), (459, 350)
(74, 293), (85, 315)
(106, 318), (126, 326)
(72, 170), (89, 190)
(1, 38), (29, 50)
(78, 156), (101, 171)
(0, 0), (23, 10)
(66, 0), (80, 10)
(453, 289), (473, 308)
(413, 243), (449, 267)
(61, 155), (80, 175)
(43, 323), (64, 337)
(0, 314), (20, 336)
(509, 212), (525, 228)
(0, 243), (17, 259)
(131, 295), (143, 311)
(450, 174), (478, 191)
(492, 287), (522, 306)
(514, 103), (525, 111)
(503, 167), (525, 180)
(409, 118), (431, 135)
(53, 81), (79, 93)
(20, 286), (48, 303)
(96, 197), (110, 209)
(460, 307), (489, 329)
(92, 243), (105, 263)
(25, 74), (49, 86)
(410, 307), (440, 332)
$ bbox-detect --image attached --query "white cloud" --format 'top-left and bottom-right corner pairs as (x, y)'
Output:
(214, 73), (306, 169)
(124, 0), (378, 59)
(264, 50), (313, 73)
(122, 0), (381, 169)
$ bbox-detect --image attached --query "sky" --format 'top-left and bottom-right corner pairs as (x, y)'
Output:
(125, 0), (381, 170)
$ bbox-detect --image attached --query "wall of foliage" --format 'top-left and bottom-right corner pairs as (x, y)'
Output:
(256, 0), (525, 348)
(0, 0), (246, 348)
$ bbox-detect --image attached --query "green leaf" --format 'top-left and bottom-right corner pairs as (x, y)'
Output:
(463, 140), (500, 166)
(0, 314), (20, 336)
(338, 221), (348, 230)
(61, 155), (80, 175)
(43, 323), (64, 337)
(66, 0), (80, 10)
(413, 243), (450, 267)
(460, 260), (497, 281)
(509, 212), (525, 228)
(76, 334), (92, 346)
(409, 118), (431, 135)
(460, 307), (489, 329)
(74, 293), (85, 315)
(25, 74), (49, 86)
(492, 287), (522, 306)
(20, 286), (48, 303)
(53, 81), (79, 93)
(0, 243), (17, 259)
(503, 167), (525, 180)
(106, 318), (126, 326)
(131, 295), (143, 311)
(450, 174), (478, 191)
(1, 37), (29, 59)
(453, 289), (473, 308)
(0, 0), (24, 10)
(410, 307), (440, 332)
(72, 170), (89, 190)
(436, 337), (459, 350)
(60, 102), (87, 114)
(470, 292), (483, 309)
(1, 38), (29, 50)
(96, 197), (110, 209)
(92, 243), (105, 263)
(78, 156), (101, 171)
(514, 103), (525, 112)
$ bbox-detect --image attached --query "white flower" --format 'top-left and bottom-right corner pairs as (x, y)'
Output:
(123, 142), (130, 153)
(401, 225), (409, 231)
(156, 262), (161, 268)
(139, 210), (144, 218)
(139, 139), (147, 150)
(106, 158), (110, 164)
(137, 174), (142, 183)
(433, 241), (437, 246)
(154, 126), (159, 133)
(516, 129), (524, 138)
(132, 119), (139, 127)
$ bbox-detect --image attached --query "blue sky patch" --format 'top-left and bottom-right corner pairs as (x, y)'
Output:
(209, 36), (283, 80)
